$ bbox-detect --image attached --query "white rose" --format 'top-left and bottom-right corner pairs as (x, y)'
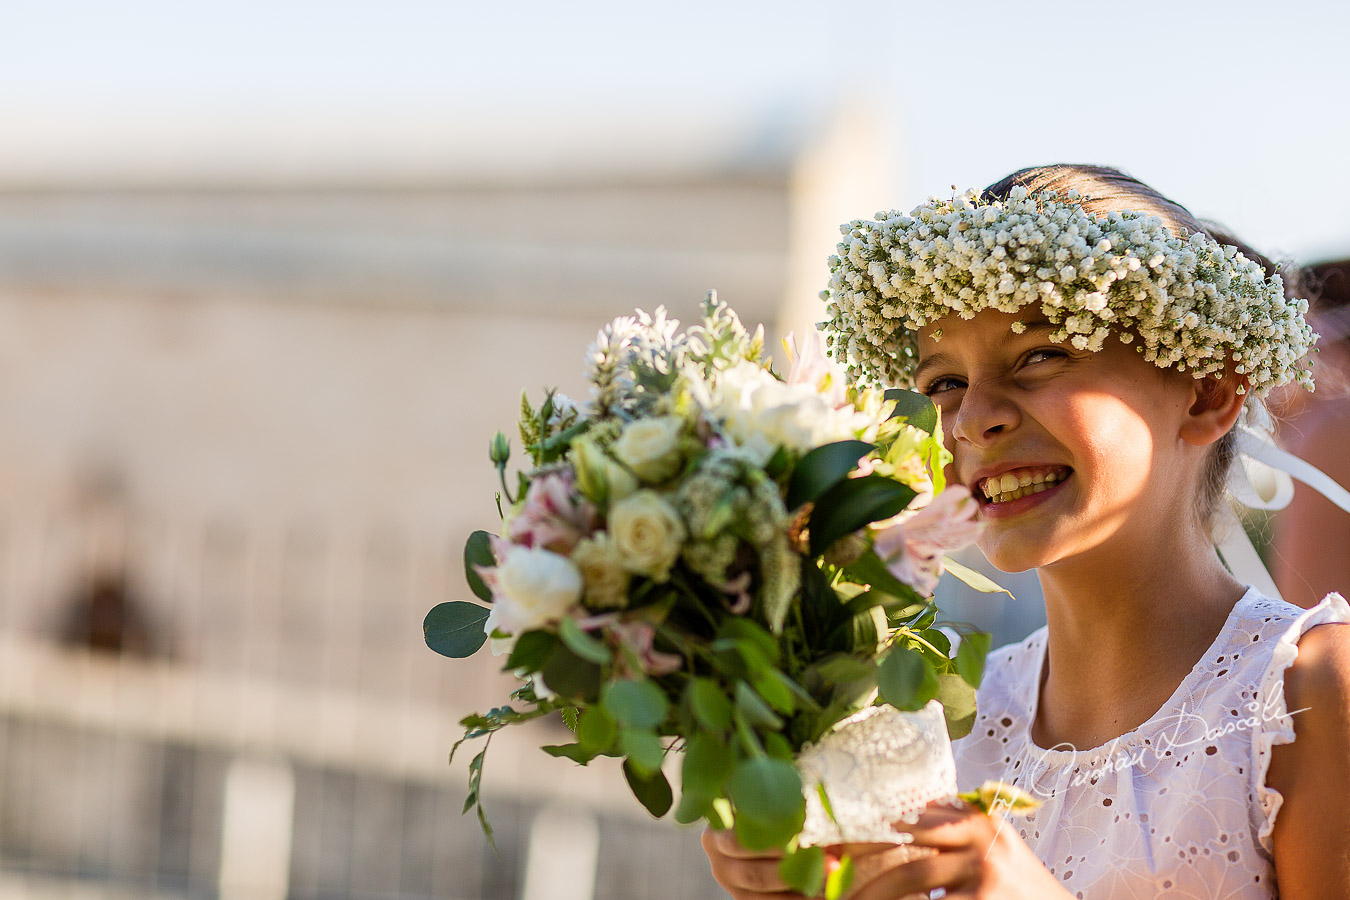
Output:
(491, 546), (583, 633)
(570, 532), (632, 609)
(608, 489), (686, 581)
(614, 416), (684, 483)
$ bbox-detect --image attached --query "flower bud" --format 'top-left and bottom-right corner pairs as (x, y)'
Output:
(489, 431), (511, 467)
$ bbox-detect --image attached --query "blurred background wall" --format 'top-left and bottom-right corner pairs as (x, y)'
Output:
(0, 1), (1347, 898)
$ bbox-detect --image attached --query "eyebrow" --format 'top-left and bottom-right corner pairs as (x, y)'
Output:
(913, 320), (1059, 385)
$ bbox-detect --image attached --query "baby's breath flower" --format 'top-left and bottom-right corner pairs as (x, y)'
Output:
(820, 190), (1317, 394)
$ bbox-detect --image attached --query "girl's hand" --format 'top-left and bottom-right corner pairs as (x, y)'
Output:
(839, 801), (1073, 900)
(700, 829), (793, 899)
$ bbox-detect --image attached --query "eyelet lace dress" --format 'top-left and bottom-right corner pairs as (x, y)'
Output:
(953, 588), (1350, 899)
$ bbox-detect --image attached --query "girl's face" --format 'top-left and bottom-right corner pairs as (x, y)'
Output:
(914, 310), (1205, 573)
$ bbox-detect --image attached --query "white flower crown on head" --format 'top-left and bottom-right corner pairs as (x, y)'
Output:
(820, 185), (1318, 395)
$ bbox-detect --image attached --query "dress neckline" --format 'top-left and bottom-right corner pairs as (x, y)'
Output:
(1020, 586), (1259, 763)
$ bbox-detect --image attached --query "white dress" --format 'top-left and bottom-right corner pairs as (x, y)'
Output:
(953, 588), (1350, 899)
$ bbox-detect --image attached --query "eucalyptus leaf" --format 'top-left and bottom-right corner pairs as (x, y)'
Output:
(423, 602), (491, 658)
(733, 812), (801, 852)
(956, 632), (993, 687)
(620, 727), (665, 775)
(505, 630), (558, 672)
(623, 760), (673, 818)
(541, 742), (599, 764)
(884, 388), (938, 435)
(725, 757), (804, 826)
(809, 475), (916, 557)
(604, 680), (670, 729)
(779, 846), (826, 897)
(734, 681), (784, 730)
(688, 678), (733, 732)
(785, 440), (874, 510)
(577, 706), (618, 754)
(877, 646), (938, 710)
(463, 531), (496, 603)
(540, 645), (602, 702)
(559, 616), (612, 665)
(681, 732), (733, 799)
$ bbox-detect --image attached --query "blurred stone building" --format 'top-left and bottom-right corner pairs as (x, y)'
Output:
(0, 107), (901, 898)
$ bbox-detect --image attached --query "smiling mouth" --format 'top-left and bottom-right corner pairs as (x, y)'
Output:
(977, 466), (1072, 504)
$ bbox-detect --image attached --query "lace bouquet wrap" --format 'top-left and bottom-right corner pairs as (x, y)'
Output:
(424, 295), (996, 898)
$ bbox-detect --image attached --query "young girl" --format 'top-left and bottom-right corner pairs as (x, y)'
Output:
(702, 165), (1350, 899)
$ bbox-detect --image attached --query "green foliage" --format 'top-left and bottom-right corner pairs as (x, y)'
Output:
(877, 646), (939, 710)
(807, 475), (916, 556)
(785, 440), (874, 510)
(884, 388), (938, 435)
(956, 632), (993, 687)
(463, 531), (496, 603)
(560, 617), (612, 665)
(603, 680), (670, 729)
(423, 602), (490, 658)
(505, 630), (558, 672)
(779, 846), (826, 897)
(624, 760), (673, 818)
(726, 757), (805, 849)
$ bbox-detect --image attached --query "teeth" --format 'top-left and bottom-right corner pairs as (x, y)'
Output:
(980, 467), (1069, 503)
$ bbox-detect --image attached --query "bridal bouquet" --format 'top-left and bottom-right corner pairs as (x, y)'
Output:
(426, 294), (1000, 897)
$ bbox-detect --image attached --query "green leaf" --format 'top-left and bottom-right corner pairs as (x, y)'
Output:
(715, 618), (781, 667)
(824, 853), (854, 900)
(884, 388), (938, 434)
(918, 627), (951, 659)
(540, 644), (602, 702)
(559, 617), (612, 665)
(726, 757), (804, 827)
(843, 549), (927, 607)
(877, 646), (939, 710)
(681, 732), (733, 798)
(936, 672), (977, 739)
(604, 680), (670, 729)
(808, 475), (916, 557)
(956, 632), (992, 687)
(674, 789), (713, 825)
(423, 602), (490, 658)
(688, 678), (733, 732)
(751, 670), (796, 716)
(942, 556), (1013, 597)
(623, 760), (673, 818)
(560, 707), (579, 732)
(786, 440), (874, 510)
(620, 728), (665, 776)
(734, 681), (783, 730)
(541, 742), (601, 764)
(733, 812), (800, 852)
(779, 846), (826, 897)
(505, 630), (558, 672)
(463, 531), (496, 602)
(577, 706), (618, 754)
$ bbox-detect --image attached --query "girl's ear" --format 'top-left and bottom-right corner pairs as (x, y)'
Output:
(1180, 371), (1248, 447)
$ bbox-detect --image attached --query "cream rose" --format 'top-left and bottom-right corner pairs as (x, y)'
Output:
(489, 545), (583, 633)
(570, 532), (632, 609)
(608, 489), (686, 581)
(613, 416), (684, 483)
(571, 437), (639, 505)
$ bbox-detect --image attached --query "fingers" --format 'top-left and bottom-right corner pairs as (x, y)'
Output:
(847, 846), (978, 900)
(898, 802), (995, 852)
(700, 829), (795, 897)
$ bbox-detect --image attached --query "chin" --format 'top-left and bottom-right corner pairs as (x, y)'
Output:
(975, 535), (1054, 575)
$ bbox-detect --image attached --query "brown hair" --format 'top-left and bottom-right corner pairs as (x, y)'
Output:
(980, 164), (1287, 530)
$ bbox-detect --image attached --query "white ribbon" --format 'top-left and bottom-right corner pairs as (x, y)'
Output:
(1216, 425), (1350, 602)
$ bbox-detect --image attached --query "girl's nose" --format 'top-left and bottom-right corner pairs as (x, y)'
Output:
(951, 380), (1020, 445)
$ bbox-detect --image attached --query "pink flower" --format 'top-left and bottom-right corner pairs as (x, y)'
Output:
(610, 620), (683, 677)
(506, 471), (597, 554)
(872, 486), (982, 594)
(785, 329), (849, 408)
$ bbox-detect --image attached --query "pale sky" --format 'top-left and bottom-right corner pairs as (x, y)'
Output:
(3, 0), (1348, 259)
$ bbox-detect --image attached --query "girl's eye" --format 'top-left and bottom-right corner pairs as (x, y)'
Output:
(1023, 348), (1066, 367)
(921, 375), (965, 396)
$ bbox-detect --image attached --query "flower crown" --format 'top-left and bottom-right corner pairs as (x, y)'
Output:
(820, 186), (1317, 395)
